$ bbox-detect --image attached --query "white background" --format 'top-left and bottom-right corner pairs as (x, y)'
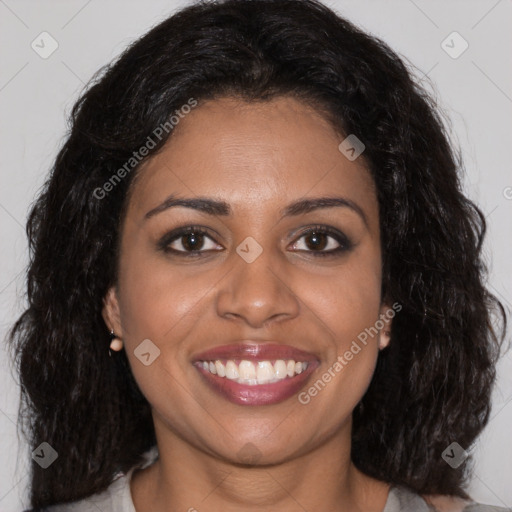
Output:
(0, 1), (511, 510)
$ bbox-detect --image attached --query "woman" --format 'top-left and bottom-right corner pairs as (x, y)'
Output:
(9, 0), (508, 510)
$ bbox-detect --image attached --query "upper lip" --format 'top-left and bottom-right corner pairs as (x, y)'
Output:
(192, 342), (319, 362)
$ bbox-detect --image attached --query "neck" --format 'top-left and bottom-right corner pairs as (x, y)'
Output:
(131, 418), (390, 512)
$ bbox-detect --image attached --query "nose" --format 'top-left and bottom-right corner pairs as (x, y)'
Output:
(215, 249), (300, 328)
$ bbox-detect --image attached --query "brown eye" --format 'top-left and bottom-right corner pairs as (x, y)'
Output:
(304, 231), (329, 251)
(289, 225), (352, 257)
(157, 226), (223, 255)
(180, 232), (206, 251)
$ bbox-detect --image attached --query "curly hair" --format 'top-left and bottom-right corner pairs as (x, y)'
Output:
(8, 0), (506, 508)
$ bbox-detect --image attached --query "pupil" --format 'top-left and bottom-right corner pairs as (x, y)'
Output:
(183, 233), (203, 251)
(306, 231), (327, 250)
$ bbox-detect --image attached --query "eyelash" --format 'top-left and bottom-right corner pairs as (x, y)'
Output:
(157, 224), (353, 258)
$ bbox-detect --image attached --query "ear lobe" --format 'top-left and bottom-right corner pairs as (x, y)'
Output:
(102, 286), (123, 336)
(378, 303), (393, 350)
(378, 329), (391, 350)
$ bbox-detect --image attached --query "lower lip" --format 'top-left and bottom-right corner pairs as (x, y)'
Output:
(194, 362), (319, 406)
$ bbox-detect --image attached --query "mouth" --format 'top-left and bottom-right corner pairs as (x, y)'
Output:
(192, 343), (320, 406)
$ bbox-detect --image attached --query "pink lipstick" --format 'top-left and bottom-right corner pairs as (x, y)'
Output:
(192, 343), (320, 406)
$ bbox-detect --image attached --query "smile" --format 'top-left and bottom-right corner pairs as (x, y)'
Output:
(197, 359), (309, 385)
(192, 343), (320, 405)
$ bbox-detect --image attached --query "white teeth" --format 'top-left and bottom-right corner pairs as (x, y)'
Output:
(225, 360), (239, 379)
(200, 358), (310, 385)
(274, 359), (288, 379)
(286, 360), (295, 377)
(215, 360), (226, 377)
(256, 361), (274, 384)
(238, 360), (256, 381)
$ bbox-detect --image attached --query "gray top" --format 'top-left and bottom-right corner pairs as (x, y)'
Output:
(38, 446), (511, 512)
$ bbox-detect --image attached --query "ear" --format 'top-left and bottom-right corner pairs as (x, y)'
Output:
(102, 286), (123, 337)
(377, 303), (393, 350)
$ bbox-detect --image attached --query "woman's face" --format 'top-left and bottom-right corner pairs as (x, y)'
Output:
(104, 96), (388, 464)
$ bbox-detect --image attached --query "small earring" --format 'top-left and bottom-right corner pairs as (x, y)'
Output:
(109, 329), (123, 355)
(378, 330), (391, 350)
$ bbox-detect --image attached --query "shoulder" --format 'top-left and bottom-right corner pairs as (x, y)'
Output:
(423, 493), (511, 512)
(23, 445), (159, 512)
(387, 486), (511, 512)
(24, 472), (133, 512)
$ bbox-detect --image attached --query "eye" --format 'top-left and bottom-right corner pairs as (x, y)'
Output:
(157, 224), (352, 258)
(289, 225), (352, 256)
(158, 226), (223, 255)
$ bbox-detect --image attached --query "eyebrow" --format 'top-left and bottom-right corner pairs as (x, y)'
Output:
(144, 194), (368, 226)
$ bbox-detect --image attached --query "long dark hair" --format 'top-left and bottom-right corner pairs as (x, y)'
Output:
(8, 0), (506, 507)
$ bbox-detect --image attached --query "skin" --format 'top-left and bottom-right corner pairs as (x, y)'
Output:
(103, 96), (395, 512)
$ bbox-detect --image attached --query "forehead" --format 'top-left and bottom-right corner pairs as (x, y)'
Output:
(126, 96), (377, 224)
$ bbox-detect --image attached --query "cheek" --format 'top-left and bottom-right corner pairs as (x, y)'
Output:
(306, 250), (382, 344)
(115, 247), (215, 411)
(300, 247), (382, 398)
(115, 239), (215, 344)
